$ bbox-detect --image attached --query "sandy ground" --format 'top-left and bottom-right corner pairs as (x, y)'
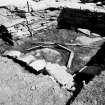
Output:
(0, 56), (71, 105)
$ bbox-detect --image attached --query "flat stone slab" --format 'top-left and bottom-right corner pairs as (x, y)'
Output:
(3, 49), (74, 90)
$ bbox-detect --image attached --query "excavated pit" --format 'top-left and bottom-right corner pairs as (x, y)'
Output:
(3, 33), (105, 105)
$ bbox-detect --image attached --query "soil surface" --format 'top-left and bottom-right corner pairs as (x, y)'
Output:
(0, 56), (71, 105)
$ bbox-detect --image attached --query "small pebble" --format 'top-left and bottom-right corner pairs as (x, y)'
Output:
(30, 85), (36, 90)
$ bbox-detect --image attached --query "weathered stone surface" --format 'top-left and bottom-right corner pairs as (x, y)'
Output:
(76, 36), (105, 46)
(30, 59), (46, 71)
(78, 28), (91, 36)
(18, 54), (36, 64)
(3, 48), (74, 90)
(46, 62), (74, 90)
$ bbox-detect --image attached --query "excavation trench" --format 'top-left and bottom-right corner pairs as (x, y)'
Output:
(3, 40), (105, 105)
(0, 6), (105, 104)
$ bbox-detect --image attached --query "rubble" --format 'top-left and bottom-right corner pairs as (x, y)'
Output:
(1, 0), (105, 43)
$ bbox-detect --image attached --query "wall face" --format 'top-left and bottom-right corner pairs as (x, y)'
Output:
(57, 8), (105, 37)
